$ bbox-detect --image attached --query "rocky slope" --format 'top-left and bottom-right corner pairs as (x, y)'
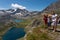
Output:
(43, 0), (60, 12)
(0, 8), (41, 19)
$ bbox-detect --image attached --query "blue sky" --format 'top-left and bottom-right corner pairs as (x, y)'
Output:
(0, 0), (57, 11)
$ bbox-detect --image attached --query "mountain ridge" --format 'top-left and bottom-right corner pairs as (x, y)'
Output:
(43, 0), (60, 12)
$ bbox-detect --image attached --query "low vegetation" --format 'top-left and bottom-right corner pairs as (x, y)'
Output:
(15, 19), (32, 28)
(26, 10), (60, 40)
(26, 26), (53, 40)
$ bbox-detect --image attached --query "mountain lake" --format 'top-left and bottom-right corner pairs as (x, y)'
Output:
(2, 19), (26, 40)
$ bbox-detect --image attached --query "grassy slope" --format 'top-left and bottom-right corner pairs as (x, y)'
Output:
(0, 10), (60, 40)
(15, 19), (32, 28)
(26, 10), (60, 40)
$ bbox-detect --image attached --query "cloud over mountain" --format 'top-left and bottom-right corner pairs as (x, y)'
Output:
(11, 3), (26, 9)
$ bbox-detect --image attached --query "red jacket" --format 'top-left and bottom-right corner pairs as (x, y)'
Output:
(43, 15), (48, 24)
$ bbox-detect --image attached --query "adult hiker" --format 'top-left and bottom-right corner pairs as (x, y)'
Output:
(43, 14), (48, 28)
(51, 11), (58, 32)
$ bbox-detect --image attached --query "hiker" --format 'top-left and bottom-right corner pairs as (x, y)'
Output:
(51, 11), (58, 32)
(47, 14), (52, 29)
(43, 14), (48, 27)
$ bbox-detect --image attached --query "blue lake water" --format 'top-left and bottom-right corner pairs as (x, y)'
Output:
(2, 27), (26, 40)
(2, 19), (26, 40)
(14, 19), (23, 23)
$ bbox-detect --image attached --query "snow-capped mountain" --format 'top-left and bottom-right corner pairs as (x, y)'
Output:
(0, 8), (41, 19)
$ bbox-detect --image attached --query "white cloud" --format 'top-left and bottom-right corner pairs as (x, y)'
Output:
(11, 3), (26, 9)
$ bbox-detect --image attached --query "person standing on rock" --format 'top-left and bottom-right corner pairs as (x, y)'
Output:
(43, 14), (48, 28)
(51, 11), (58, 32)
(47, 14), (52, 29)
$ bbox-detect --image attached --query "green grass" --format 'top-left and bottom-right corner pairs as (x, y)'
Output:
(26, 32), (52, 40)
(26, 26), (53, 40)
(15, 19), (32, 28)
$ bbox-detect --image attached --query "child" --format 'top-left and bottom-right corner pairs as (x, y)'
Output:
(47, 14), (51, 29)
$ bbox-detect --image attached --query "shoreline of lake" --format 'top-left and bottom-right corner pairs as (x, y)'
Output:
(2, 19), (26, 40)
